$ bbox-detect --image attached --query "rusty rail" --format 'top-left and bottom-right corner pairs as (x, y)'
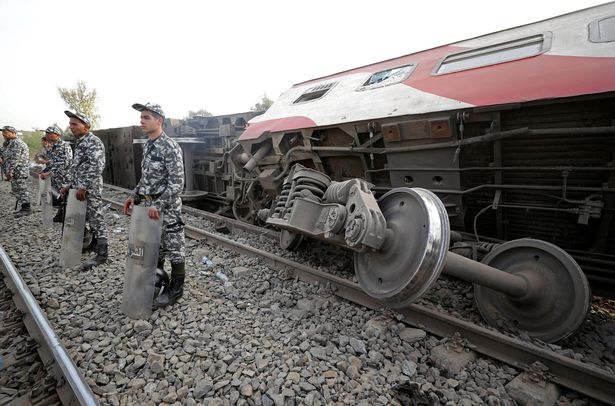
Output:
(0, 245), (100, 406)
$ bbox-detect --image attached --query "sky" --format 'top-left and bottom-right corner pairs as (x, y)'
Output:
(0, 0), (610, 131)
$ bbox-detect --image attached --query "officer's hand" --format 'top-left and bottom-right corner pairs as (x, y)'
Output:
(5, 172), (12, 181)
(59, 187), (69, 199)
(76, 188), (87, 201)
(39, 172), (50, 180)
(147, 207), (160, 220)
(123, 197), (134, 215)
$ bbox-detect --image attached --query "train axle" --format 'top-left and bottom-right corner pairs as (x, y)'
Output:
(268, 165), (591, 342)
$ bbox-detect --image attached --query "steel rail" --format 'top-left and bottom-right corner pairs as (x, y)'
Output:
(103, 198), (615, 404)
(103, 183), (279, 240)
(0, 245), (100, 406)
(185, 224), (615, 404)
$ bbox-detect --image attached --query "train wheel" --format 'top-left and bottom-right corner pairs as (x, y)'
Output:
(354, 188), (450, 308)
(232, 196), (256, 223)
(474, 239), (591, 342)
(280, 229), (304, 251)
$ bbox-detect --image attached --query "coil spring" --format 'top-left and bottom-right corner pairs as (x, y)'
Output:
(273, 182), (292, 217)
(273, 176), (328, 218)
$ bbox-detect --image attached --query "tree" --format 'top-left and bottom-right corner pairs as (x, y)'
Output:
(57, 81), (101, 128)
(251, 93), (273, 112)
(187, 109), (213, 119)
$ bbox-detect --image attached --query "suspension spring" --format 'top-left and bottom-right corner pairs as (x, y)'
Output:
(274, 176), (328, 219)
(273, 181), (292, 218)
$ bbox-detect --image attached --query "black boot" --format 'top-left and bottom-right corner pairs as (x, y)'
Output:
(82, 235), (97, 253)
(82, 238), (108, 268)
(14, 202), (32, 217)
(53, 206), (65, 223)
(154, 263), (185, 308)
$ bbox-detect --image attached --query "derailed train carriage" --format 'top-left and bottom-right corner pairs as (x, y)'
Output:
(98, 3), (615, 341)
(227, 3), (615, 341)
(97, 111), (265, 217)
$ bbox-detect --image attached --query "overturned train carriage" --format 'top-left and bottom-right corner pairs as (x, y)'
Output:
(231, 3), (615, 341)
(97, 111), (264, 217)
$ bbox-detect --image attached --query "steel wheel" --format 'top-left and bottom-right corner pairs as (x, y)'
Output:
(354, 188), (450, 308)
(475, 239), (591, 342)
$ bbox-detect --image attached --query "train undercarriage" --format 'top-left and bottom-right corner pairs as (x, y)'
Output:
(227, 94), (614, 342)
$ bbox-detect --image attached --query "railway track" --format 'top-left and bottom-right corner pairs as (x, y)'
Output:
(3, 182), (615, 404)
(101, 186), (615, 404)
(0, 245), (99, 405)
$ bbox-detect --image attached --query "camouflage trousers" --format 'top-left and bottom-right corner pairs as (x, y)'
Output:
(86, 193), (108, 240)
(11, 176), (30, 206)
(140, 197), (185, 265)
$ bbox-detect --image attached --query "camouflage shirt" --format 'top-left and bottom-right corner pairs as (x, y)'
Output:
(4, 137), (30, 178)
(43, 139), (73, 186)
(132, 132), (184, 212)
(67, 132), (105, 195)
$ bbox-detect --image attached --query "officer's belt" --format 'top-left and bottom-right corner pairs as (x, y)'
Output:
(138, 193), (162, 201)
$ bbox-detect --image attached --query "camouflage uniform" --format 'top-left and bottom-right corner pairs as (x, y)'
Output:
(0, 140), (6, 179)
(66, 132), (108, 240)
(43, 138), (73, 191)
(4, 136), (30, 207)
(132, 131), (185, 265)
(34, 145), (50, 164)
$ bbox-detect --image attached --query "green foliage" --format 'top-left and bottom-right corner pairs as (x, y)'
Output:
(20, 131), (46, 159)
(57, 81), (101, 128)
(186, 109), (213, 119)
(251, 93), (273, 112)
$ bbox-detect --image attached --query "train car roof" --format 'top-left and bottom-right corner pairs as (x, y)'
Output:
(293, 2), (614, 87)
(241, 2), (615, 141)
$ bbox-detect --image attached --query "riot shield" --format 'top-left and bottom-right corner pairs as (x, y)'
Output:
(121, 205), (162, 319)
(40, 178), (53, 228)
(59, 189), (87, 268)
(37, 178), (43, 206)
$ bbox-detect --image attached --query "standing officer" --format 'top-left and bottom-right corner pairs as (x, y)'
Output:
(1, 125), (31, 217)
(34, 136), (51, 165)
(0, 136), (6, 179)
(60, 111), (108, 267)
(39, 125), (73, 222)
(123, 103), (186, 308)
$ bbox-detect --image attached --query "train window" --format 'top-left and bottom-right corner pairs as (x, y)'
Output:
(293, 82), (338, 104)
(356, 64), (416, 91)
(589, 16), (615, 42)
(434, 33), (552, 75)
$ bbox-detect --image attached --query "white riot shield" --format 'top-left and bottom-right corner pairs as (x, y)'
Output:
(37, 178), (43, 206)
(59, 189), (87, 268)
(40, 178), (53, 228)
(121, 205), (162, 319)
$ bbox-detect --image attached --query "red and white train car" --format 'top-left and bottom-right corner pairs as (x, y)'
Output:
(233, 2), (615, 299)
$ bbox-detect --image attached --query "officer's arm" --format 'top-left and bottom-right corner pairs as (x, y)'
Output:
(43, 151), (55, 174)
(76, 140), (105, 190)
(154, 144), (184, 212)
(5, 144), (15, 173)
(64, 150), (77, 189)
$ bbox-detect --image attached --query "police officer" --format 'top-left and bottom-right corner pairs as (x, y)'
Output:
(0, 137), (7, 180)
(1, 125), (31, 217)
(123, 103), (186, 308)
(39, 125), (73, 222)
(60, 111), (108, 267)
(34, 136), (51, 165)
